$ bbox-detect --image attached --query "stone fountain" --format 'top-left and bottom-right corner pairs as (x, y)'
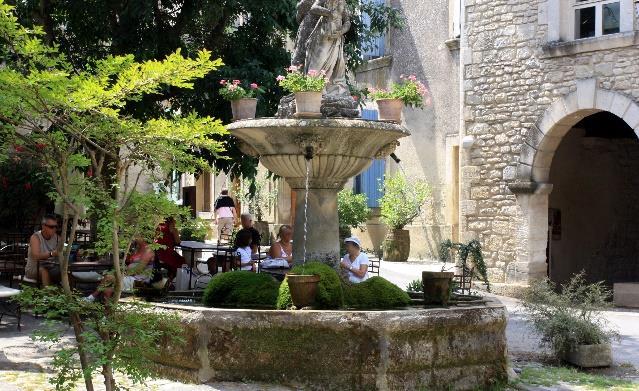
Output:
(228, 0), (409, 262)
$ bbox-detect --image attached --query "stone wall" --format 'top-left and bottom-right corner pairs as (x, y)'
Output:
(152, 303), (508, 391)
(461, 0), (639, 283)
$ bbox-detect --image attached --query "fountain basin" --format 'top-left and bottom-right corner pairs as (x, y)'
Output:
(227, 118), (410, 262)
(151, 302), (508, 390)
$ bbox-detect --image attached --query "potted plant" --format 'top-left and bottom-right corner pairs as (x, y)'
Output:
(337, 189), (370, 247)
(276, 66), (328, 117)
(522, 272), (618, 368)
(369, 74), (431, 123)
(239, 173), (278, 245)
(219, 79), (264, 121)
(380, 173), (431, 262)
(285, 263), (323, 308)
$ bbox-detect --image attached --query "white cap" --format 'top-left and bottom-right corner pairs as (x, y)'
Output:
(344, 236), (361, 248)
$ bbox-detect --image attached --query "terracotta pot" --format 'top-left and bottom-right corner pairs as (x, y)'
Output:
(287, 274), (321, 308)
(422, 271), (454, 306)
(562, 343), (612, 368)
(294, 91), (323, 117)
(231, 98), (257, 120)
(383, 229), (410, 262)
(376, 99), (403, 123)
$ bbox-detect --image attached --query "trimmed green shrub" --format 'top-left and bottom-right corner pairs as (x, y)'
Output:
(203, 271), (280, 308)
(344, 276), (411, 309)
(276, 262), (344, 309)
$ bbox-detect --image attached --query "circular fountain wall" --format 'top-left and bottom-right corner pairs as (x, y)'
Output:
(152, 301), (508, 390)
(227, 118), (409, 262)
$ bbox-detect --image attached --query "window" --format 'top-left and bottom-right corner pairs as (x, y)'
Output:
(356, 109), (386, 207)
(361, 0), (386, 60)
(574, 0), (621, 39)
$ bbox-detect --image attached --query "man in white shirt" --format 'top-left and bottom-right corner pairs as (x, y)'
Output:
(339, 236), (369, 283)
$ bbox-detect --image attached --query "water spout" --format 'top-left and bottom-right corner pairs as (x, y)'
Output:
(303, 158), (311, 264)
(304, 146), (314, 161)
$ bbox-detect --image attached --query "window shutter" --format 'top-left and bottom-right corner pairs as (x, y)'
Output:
(361, 0), (387, 60)
(356, 109), (386, 208)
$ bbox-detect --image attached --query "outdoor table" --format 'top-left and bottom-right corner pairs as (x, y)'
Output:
(260, 267), (290, 281)
(175, 241), (221, 289)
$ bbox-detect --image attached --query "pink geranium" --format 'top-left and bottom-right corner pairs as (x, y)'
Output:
(250, 83), (259, 89)
(220, 79), (227, 86)
(232, 80), (241, 85)
(308, 69), (318, 77)
(276, 75), (285, 81)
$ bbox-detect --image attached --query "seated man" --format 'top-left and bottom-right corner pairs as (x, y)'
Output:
(339, 236), (369, 283)
(84, 239), (155, 302)
(207, 213), (261, 274)
(26, 214), (62, 286)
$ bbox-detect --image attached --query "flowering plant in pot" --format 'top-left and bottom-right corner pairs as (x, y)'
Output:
(380, 172), (431, 262)
(369, 75), (431, 123)
(219, 79), (264, 120)
(276, 66), (328, 117)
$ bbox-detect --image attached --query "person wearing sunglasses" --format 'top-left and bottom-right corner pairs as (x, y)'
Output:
(26, 214), (62, 286)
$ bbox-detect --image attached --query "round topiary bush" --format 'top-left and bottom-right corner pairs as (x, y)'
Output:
(276, 262), (344, 309)
(344, 276), (411, 309)
(203, 271), (280, 308)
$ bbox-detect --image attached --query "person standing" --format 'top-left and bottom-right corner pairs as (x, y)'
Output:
(214, 189), (237, 242)
(26, 214), (62, 286)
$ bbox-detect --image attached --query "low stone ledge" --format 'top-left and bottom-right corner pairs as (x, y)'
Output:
(151, 301), (508, 391)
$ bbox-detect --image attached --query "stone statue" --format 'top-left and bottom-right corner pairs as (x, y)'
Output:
(304, 0), (351, 96)
(279, 0), (358, 118)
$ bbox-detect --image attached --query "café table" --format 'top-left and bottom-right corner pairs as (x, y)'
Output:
(175, 241), (222, 289)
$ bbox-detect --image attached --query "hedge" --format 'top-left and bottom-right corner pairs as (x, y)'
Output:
(344, 276), (411, 309)
(203, 271), (280, 308)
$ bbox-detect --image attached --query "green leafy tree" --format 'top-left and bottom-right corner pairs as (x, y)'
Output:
(12, 0), (403, 180)
(0, 2), (225, 389)
(379, 172), (431, 230)
(337, 189), (370, 231)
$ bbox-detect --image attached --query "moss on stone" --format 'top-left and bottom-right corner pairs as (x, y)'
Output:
(344, 276), (411, 309)
(276, 262), (344, 309)
(202, 271), (280, 308)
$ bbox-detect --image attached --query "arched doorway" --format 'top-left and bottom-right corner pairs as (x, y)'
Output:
(510, 81), (639, 286)
(547, 112), (639, 286)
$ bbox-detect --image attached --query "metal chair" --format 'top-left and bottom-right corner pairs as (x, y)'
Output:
(368, 255), (381, 276)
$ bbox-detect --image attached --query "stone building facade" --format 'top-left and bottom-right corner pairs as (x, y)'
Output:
(459, 0), (639, 290)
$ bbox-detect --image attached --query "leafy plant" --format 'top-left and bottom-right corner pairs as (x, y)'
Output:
(277, 262), (344, 310)
(521, 272), (618, 358)
(338, 190), (370, 231)
(219, 79), (264, 101)
(406, 279), (423, 292)
(239, 172), (278, 222)
(13, 286), (184, 391)
(203, 271), (280, 308)
(369, 75), (431, 108)
(276, 66), (328, 93)
(379, 173), (431, 230)
(179, 217), (210, 242)
(344, 276), (411, 309)
(439, 239), (490, 291)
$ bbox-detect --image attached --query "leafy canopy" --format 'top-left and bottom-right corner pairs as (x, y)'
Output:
(380, 172), (431, 230)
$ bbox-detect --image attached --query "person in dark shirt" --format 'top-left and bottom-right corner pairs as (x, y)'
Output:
(234, 213), (261, 254)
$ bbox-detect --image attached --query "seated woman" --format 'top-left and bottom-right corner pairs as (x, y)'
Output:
(339, 236), (369, 283)
(234, 229), (255, 271)
(264, 225), (293, 267)
(155, 217), (185, 282)
(84, 239), (155, 302)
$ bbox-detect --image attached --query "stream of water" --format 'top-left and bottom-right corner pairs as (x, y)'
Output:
(302, 158), (310, 264)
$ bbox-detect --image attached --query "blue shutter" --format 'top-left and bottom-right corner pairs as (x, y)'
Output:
(361, 0), (386, 60)
(356, 109), (385, 207)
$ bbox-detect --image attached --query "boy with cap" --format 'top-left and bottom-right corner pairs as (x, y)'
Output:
(340, 236), (369, 283)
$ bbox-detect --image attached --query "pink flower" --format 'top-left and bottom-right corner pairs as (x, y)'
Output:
(250, 83), (259, 89)
(400, 74), (405, 79)
(352, 95), (359, 101)
(13, 145), (24, 153)
(228, 85), (238, 91)
(276, 75), (285, 81)
(308, 69), (318, 77)
(408, 75), (417, 81)
(319, 70), (327, 76)
(220, 80), (227, 86)
(232, 80), (241, 85)
(288, 65), (299, 72)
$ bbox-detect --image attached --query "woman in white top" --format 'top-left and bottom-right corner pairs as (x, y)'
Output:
(267, 225), (293, 266)
(339, 236), (369, 283)
(234, 229), (254, 271)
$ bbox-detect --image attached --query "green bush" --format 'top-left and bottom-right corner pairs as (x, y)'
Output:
(203, 271), (280, 308)
(344, 277), (411, 309)
(276, 262), (344, 309)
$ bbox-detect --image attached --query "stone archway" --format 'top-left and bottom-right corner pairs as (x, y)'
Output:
(507, 79), (639, 285)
